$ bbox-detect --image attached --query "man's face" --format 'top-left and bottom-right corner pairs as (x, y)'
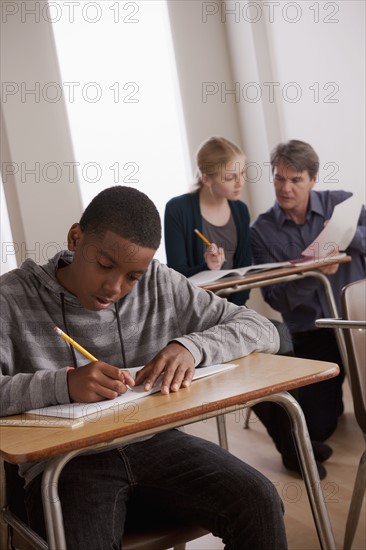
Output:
(274, 161), (316, 220)
(64, 228), (155, 311)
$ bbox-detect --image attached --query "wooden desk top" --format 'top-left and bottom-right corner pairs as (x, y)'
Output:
(201, 255), (351, 292)
(0, 354), (339, 464)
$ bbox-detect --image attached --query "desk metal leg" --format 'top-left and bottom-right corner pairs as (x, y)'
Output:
(302, 271), (349, 378)
(256, 391), (336, 550)
(42, 449), (81, 550)
(216, 414), (229, 449)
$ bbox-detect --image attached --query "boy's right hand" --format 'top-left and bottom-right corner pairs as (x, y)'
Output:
(67, 362), (135, 402)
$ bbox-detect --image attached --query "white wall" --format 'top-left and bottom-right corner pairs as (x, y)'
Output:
(1, 3), (82, 266)
(167, 1), (243, 170)
(0, 175), (17, 274)
(265, 0), (365, 201)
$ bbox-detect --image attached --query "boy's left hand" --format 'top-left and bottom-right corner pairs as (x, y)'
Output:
(134, 342), (195, 394)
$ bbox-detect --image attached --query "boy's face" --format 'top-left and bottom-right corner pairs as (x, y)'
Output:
(59, 226), (156, 311)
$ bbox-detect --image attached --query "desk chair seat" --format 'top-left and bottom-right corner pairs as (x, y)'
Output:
(316, 278), (366, 550)
(1, 461), (209, 550)
(123, 524), (209, 550)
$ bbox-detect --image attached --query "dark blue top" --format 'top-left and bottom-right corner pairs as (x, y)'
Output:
(250, 190), (366, 332)
(164, 192), (251, 305)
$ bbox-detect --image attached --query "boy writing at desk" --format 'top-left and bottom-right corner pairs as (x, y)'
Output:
(0, 186), (286, 549)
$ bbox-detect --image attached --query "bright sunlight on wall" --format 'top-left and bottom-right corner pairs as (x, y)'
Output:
(0, 176), (17, 274)
(50, 0), (190, 262)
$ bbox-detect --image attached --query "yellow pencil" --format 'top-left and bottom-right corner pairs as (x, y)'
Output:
(53, 326), (133, 391)
(54, 326), (98, 362)
(194, 228), (212, 246)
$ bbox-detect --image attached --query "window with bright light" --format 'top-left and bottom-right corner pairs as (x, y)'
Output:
(50, 0), (190, 262)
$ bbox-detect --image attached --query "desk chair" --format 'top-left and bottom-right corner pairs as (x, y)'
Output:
(0, 460), (209, 550)
(316, 278), (366, 550)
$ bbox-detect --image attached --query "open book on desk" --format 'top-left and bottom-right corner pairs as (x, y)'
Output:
(188, 261), (291, 286)
(25, 363), (238, 420)
(188, 254), (348, 286)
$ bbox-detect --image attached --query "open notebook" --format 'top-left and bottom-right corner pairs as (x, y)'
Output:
(24, 363), (239, 421)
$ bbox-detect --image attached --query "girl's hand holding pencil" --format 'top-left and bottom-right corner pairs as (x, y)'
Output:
(204, 243), (226, 270)
(194, 229), (225, 270)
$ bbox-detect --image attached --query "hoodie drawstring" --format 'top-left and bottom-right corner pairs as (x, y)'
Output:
(59, 293), (126, 370)
(114, 302), (127, 370)
(60, 292), (77, 368)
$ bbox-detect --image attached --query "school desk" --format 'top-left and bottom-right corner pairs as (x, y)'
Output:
(0, 354), (339, 550)
(201, 255), (352, 376)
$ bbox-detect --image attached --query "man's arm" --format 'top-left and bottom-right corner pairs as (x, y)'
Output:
(250, 224), (321, 316)
(348, 204), (366, 255)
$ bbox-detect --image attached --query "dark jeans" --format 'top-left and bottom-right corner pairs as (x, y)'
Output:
(25, 430), (287, 550)
(254, 329), (345, 458)
(293, 328), (345, 439)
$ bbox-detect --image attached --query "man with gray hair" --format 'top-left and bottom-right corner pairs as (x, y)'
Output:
(250, 139), (366, 478)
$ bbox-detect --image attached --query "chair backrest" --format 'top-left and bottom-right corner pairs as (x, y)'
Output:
(341, 279), (366, 434)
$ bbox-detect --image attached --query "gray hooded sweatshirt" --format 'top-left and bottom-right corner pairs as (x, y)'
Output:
(0, 251), (279, 483)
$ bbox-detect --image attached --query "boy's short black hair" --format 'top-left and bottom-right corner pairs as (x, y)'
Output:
(270, 140), (319, 180)
(79, 186), (161, 250)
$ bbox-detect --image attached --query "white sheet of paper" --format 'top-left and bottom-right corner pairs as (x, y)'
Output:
(26, 363), (239, 419)
(302, 195), (362, 257)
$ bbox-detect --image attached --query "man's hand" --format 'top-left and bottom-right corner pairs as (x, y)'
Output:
(319, 245), (341, 275)
(67, 362), (135, 402)
(134, 342), (195, 395)
(204, 243), (225, 270)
